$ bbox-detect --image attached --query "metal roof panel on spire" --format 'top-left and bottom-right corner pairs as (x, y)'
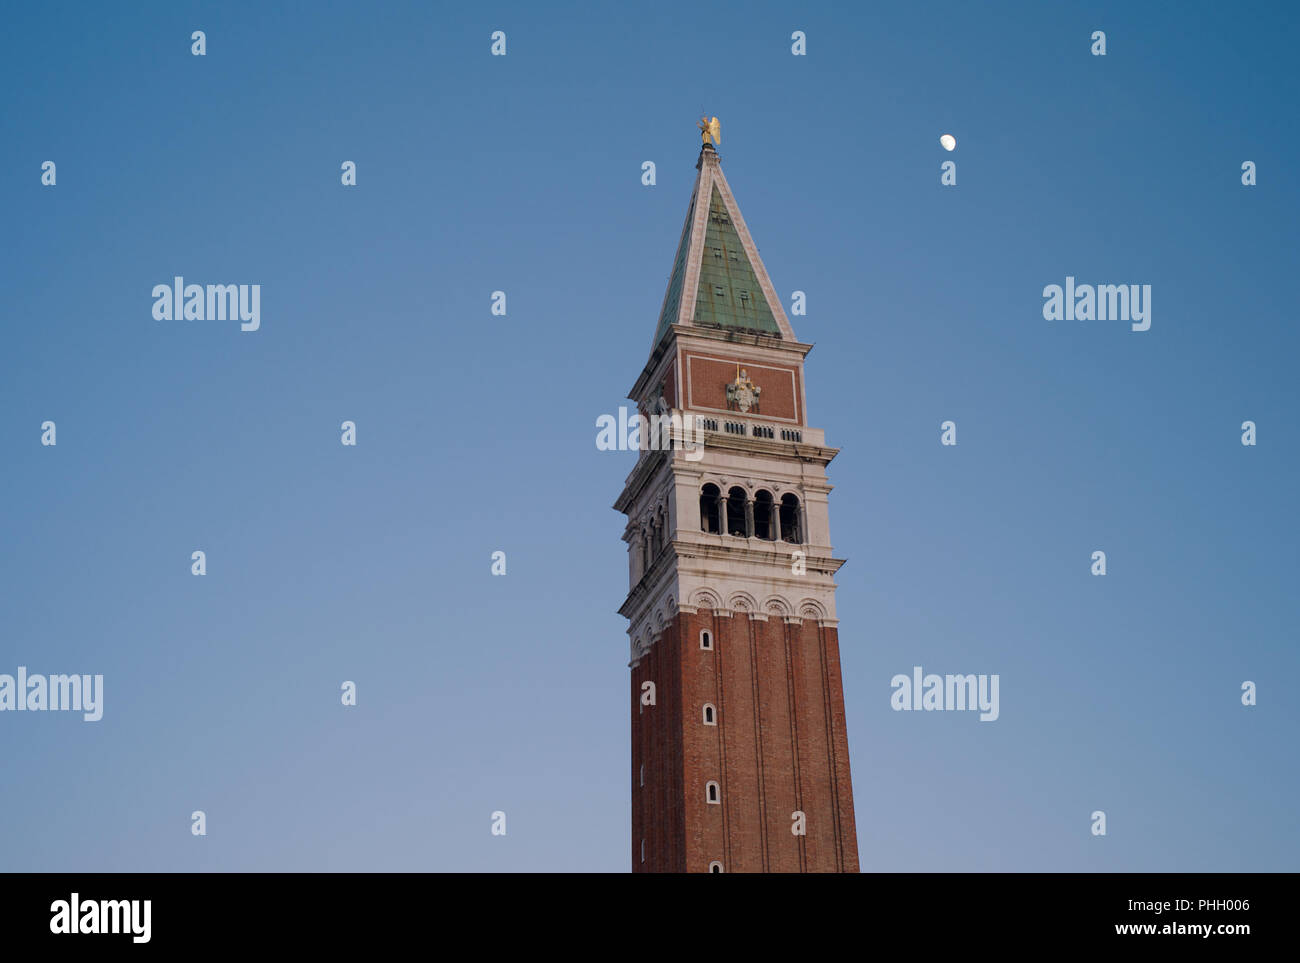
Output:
(692, 184), (780, 336)
(649, 135), (797, 352)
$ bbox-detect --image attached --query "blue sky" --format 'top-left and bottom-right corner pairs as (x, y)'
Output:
(1, 0), (1296, 871)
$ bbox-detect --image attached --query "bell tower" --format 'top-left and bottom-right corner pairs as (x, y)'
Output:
(615, 133), (859, 873)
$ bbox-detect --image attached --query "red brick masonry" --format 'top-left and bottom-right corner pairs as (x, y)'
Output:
(632, 611), (859, 872)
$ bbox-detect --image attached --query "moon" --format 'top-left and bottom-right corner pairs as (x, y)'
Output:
(940, 134), (956, 151)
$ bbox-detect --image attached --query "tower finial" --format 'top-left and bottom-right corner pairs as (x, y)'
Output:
(698, 115), (721, 147)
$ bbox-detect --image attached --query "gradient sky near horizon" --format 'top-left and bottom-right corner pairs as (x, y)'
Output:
(2, 1), (1297, 872)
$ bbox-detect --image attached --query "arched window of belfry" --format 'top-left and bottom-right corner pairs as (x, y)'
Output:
(700, 484), (721, 534)
(726, 487), (749, 538)
(780, 493), (802, 544)
(754, 489), (775, 540)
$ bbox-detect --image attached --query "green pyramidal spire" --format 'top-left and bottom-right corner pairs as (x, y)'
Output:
(650, 143), (793, 351)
